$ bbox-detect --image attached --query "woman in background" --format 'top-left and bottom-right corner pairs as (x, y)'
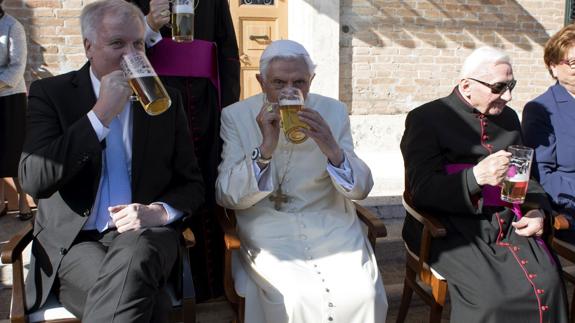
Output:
(522, 24), (575, 243)
(0, 0), (31, 220)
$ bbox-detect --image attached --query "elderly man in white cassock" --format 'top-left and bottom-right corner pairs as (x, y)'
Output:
(215, 40), (388, 323)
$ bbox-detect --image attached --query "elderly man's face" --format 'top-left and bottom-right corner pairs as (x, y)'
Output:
(462, 63), (514, 116)
(84, 12), (145, 80)
(256, 58), (313, 103)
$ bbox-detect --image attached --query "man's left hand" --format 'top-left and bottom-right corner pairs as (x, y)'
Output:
(110, 203), (169, 233)
(512, 209), (544, 237)
(298, 108), (344, 166)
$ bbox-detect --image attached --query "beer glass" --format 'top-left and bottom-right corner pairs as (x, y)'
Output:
(278, 87), (308, 144)
(500, 145), (534, 204)
(120, 52), (171, 116)
(171, 0), (194, 42)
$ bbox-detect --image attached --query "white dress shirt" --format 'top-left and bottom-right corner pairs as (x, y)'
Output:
(83, 68), (182, 230)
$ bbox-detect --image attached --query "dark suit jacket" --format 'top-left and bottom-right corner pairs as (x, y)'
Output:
(19, 63), (205, 310)
(522, 82), (575, 212)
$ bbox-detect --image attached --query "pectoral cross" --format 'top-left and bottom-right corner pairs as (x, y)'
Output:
(269, 184), (290, 211)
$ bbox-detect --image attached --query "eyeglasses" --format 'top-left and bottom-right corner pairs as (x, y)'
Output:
(468, 78), (517, 94)
(558, 58), (575, 69)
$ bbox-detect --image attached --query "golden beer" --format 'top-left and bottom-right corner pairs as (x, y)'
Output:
(171, 12), (194, 42)
(500, 176), (529, 204)
(279, 99), (308, 144)
(128, 76), (171, 116)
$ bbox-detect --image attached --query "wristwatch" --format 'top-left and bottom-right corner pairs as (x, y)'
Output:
(251, 147), (272, 164)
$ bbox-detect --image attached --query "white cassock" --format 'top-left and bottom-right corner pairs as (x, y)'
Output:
(216, 93), (388, 323)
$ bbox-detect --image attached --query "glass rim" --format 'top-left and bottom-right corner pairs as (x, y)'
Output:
(507, 145), (533, 152)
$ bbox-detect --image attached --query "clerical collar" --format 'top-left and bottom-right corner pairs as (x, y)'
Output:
(453, 86), (485, 115)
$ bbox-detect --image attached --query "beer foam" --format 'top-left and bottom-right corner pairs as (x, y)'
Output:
(279, 99), (303, 106)
(174, 4), (194, 14)
(507, 173), (529, 182)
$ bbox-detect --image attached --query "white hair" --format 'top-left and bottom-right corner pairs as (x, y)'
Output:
(81, 0), (145, 43)
(259, 40), (316, 80)
(459, 46), (511, 79)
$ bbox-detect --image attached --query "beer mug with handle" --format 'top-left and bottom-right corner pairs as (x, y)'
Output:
(500, 145), (534, 204)
(171, 0), (195, 42)
(120, 52), (171, 116)
(278, 87), (309, 144)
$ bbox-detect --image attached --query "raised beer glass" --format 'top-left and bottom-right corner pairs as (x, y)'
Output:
(120, 52), (171, 116)
(171, 0), (194, 42)
(278, 87), (308, 144)
(500, 145), (534, 204)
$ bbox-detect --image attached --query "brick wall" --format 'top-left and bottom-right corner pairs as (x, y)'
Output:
(3, 0), (91, 86)
(3, 0), (566, 116)
(340, 0), (566, 114)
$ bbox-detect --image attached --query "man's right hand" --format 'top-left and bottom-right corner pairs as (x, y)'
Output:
(147, 0), (170, 32)
(472, 150), (512, 186)
(256, 100), (280, 158)
(92, 70), (132, 127)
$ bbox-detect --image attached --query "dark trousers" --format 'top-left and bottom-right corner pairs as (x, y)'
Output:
(57, 227), (179, 323)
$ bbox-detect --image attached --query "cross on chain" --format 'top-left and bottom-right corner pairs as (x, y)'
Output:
(269, 184), (290, 211)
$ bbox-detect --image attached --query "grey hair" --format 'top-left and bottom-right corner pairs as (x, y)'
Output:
(259, 54), (316, 81)
(81, 0), (145, 43)
(459, 46), (511, 79)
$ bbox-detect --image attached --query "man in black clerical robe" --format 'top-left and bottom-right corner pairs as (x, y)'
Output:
(401, 46), (568, 322)
(130, 0), (240, 300)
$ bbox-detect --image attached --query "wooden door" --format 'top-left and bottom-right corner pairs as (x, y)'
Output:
(229, 0), (288, 99)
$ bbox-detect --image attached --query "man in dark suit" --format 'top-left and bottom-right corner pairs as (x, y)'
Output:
(18, 0), (204, 322)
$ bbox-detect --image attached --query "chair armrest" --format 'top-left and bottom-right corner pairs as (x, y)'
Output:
(354, 202), (387, 248)
(402, 191), (446, 238)
(181, 227), (196, 249)
(553, 213), (571, 231)
(1, 222), (33, 323)
(1, 221), (33, 264)
(216, 207), (241, 250)
(553, 237), (575, 262)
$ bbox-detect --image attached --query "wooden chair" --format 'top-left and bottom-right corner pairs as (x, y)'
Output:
(216, 202), (388, 323)
(552, 213), (575, 323)
(398, 192), (575, 323)
(1, 222), (197, 323)
(397, 190), (447, 323)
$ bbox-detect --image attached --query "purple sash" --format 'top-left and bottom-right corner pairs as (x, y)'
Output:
(445, 163), (555, 265)
(445, 163), (507, 207)
(147, 38), (221, 109)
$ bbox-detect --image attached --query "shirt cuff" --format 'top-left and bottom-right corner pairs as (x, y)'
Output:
(153, 202), (184, 224)
(87, 110), (110, 142)
(253, 160), (273, 191)
(327, 153), (354, 191)
(145, 19), (163, 47)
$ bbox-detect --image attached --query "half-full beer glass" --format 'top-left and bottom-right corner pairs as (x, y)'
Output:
(278, 87), (308, 144)
(171, 0), (194, 42)
(120, 52), (171, 116)
(500, 145), (534, 204)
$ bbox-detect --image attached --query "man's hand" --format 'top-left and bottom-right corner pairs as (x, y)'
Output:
(92, 70), (132, 126)
(298, 108), (344, 166)
(110, 203), (169, 233)
(147, 0), (170, 32)
(512, 209), (544, 237)
(256, 101), (280, 158)
(472, 150), (512, 186)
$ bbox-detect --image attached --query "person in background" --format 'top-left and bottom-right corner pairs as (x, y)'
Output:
(522, 24), (575, 244)
(130, 0), (240, 300)
(216, 39), (387, 323)
(19, 1), (204, 321)
(401, 46), (568, 322)
(0, 0), (32, 220)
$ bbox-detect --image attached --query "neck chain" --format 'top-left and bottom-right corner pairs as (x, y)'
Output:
(268, 139), (295, 211)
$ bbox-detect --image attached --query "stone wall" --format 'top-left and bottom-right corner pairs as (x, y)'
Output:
(340, 0), (566, 114)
